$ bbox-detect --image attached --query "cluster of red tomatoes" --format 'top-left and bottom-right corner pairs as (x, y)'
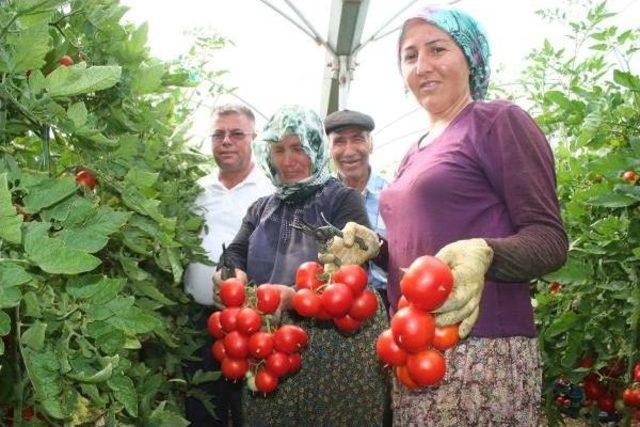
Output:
(207, 279), (308, 394)
(556, 358), (640, 422)
(376, 255), (457, 388)
(291, 262), (378, 333)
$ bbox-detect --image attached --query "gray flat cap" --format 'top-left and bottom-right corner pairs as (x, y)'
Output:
(324, 109), (375, 134)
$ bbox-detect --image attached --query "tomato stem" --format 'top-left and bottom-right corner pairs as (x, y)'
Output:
(40, 125), (51, 174)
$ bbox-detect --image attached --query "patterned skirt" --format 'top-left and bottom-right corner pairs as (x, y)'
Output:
(242, 295), (389, 427)
(392, 336), (542, 427)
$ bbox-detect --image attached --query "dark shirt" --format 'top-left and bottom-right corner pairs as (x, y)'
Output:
(379, 100), (567, 337)
(227, 178), (371, 285)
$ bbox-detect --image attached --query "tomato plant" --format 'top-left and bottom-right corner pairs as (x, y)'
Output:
(508, 1), (640, 424)
(0, 2), (229, 423)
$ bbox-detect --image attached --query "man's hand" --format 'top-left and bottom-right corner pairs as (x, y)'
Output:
(317, 222), (381, 272)
(433, 238), (493, 338)
(212, 268), (248, 310)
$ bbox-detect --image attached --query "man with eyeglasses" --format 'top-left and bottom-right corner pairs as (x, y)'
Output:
(184, 104), (272, 427)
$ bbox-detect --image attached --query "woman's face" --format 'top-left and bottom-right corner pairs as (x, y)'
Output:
(400, 20), (472, 117)
(270, 134), (312, 184)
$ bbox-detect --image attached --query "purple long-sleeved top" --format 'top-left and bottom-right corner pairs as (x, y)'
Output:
(379, 100), (567, 337)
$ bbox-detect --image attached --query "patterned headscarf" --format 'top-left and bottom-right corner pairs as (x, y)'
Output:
(254, 105), (331, 203)
(399, 7), (491, 100)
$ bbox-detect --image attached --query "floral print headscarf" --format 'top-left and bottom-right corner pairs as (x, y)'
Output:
(399, 7), (491, 100)
(254, 105), (330, 203)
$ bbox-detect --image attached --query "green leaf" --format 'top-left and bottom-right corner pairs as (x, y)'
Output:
(66, 276), (125, 302)
(107, 375), (138, 417)
(0, 310), (10, 335)
(543, 256), (592, 284)
(149, 403), (190, 427)
(106, 306), (162, 334)
(545, 311), (579, 338)
(23, 291), (42, 318)
(586, 192), (638, 207)
(0, 262), (30, 308)
(613, 69), (640, 91)
(67, 361), (114, 383)
(46, 64), (122, 98)
(131, 281), (175, 305)
(67, 102), (88, 127)
(545, 90), (573, 110)
(22, 348), (64, 419)
(191, 370), (221, 385)
(24, 222), (101, 275)
(0, 173), (22, 244)
(21, 321), (47, 351)
(124, 169), (159, 189)
(131, 61), (164, 94)
(28, 69), (47, 95)
(55, 201), (131, 253)
(5, 20), (50, 73)
(22, 176), (77, 213)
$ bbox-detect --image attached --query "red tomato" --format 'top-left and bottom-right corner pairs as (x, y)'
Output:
(315, 305), (333, 321)
(59, 55), (74, 66)
(550, 281), (561, 294)
(221, 357), (248, 380)
(295, 261), (324, 290)
(597, 394), (616, 413)
(255, 368), (279, 393)
(211, 339), (226, 362)
(223, 331), (249, 359)
(292, 288), (321, 318)
(248, 332), (273, 359)
(623, 170), (638, 182)
(75, 169), (96, 190)
(600, 358), (625, 378)
(633, 362), (640, 382)
(376, 329), (407, 367)
(265, 352), (291, 377)
(348, 289), (378, 320)
(406, 348), (446, 386)
(207, 311), (225, 338)
(400, 255), (453, 311)
(333, 315), (362, 333)
(321, 283), (354, 318)
(390, 306), (435, 353)
(578, 356), (594, 369)
(287, 325), (309, 349)
(256, 285), (280, 314)
(432, 324), (459, 351)
(219, 307), (240, 332)
(623, 388), (640, 407)
(235, 308), (262, 335)
(273, 325), (300, 354)
(395, 365), (419, 389)
(332, 265), (368, 297)
(397, 295), (410, 310)
(556, 396), (570, 408)
(288, 353), (302, 374)
(583, 379), (606, 400)
(218, 279), (246, 307)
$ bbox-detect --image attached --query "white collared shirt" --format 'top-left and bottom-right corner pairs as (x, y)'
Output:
(184, 164), (273, 305)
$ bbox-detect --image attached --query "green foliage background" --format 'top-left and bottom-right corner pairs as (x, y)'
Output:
(0, 0), (224, 425)
(503, 1), (640, 424)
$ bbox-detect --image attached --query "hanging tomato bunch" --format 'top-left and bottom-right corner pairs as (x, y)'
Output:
(207, 280), (308, 394)
(376, 255), (457, 388)
(291, 263), (379, 333)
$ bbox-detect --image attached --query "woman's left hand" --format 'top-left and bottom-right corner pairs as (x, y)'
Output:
(318, 222), (381, 272)
(433, 238), (493, 338)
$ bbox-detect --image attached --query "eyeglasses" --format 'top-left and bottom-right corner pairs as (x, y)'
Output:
(210, 130), (254, 143)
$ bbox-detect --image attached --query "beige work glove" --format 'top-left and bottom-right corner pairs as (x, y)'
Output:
(212, 268), (248, 310)
(317, 222), (381, 273)
(433, 238), (494, 338)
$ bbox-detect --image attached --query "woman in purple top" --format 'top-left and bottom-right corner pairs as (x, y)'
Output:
(379, 6), (568, 426)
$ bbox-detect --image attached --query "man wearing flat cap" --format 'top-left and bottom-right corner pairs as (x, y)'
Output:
(324, 110), (389, 312)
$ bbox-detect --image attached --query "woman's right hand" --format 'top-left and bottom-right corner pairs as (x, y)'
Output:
(212, 268), (248, 309)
